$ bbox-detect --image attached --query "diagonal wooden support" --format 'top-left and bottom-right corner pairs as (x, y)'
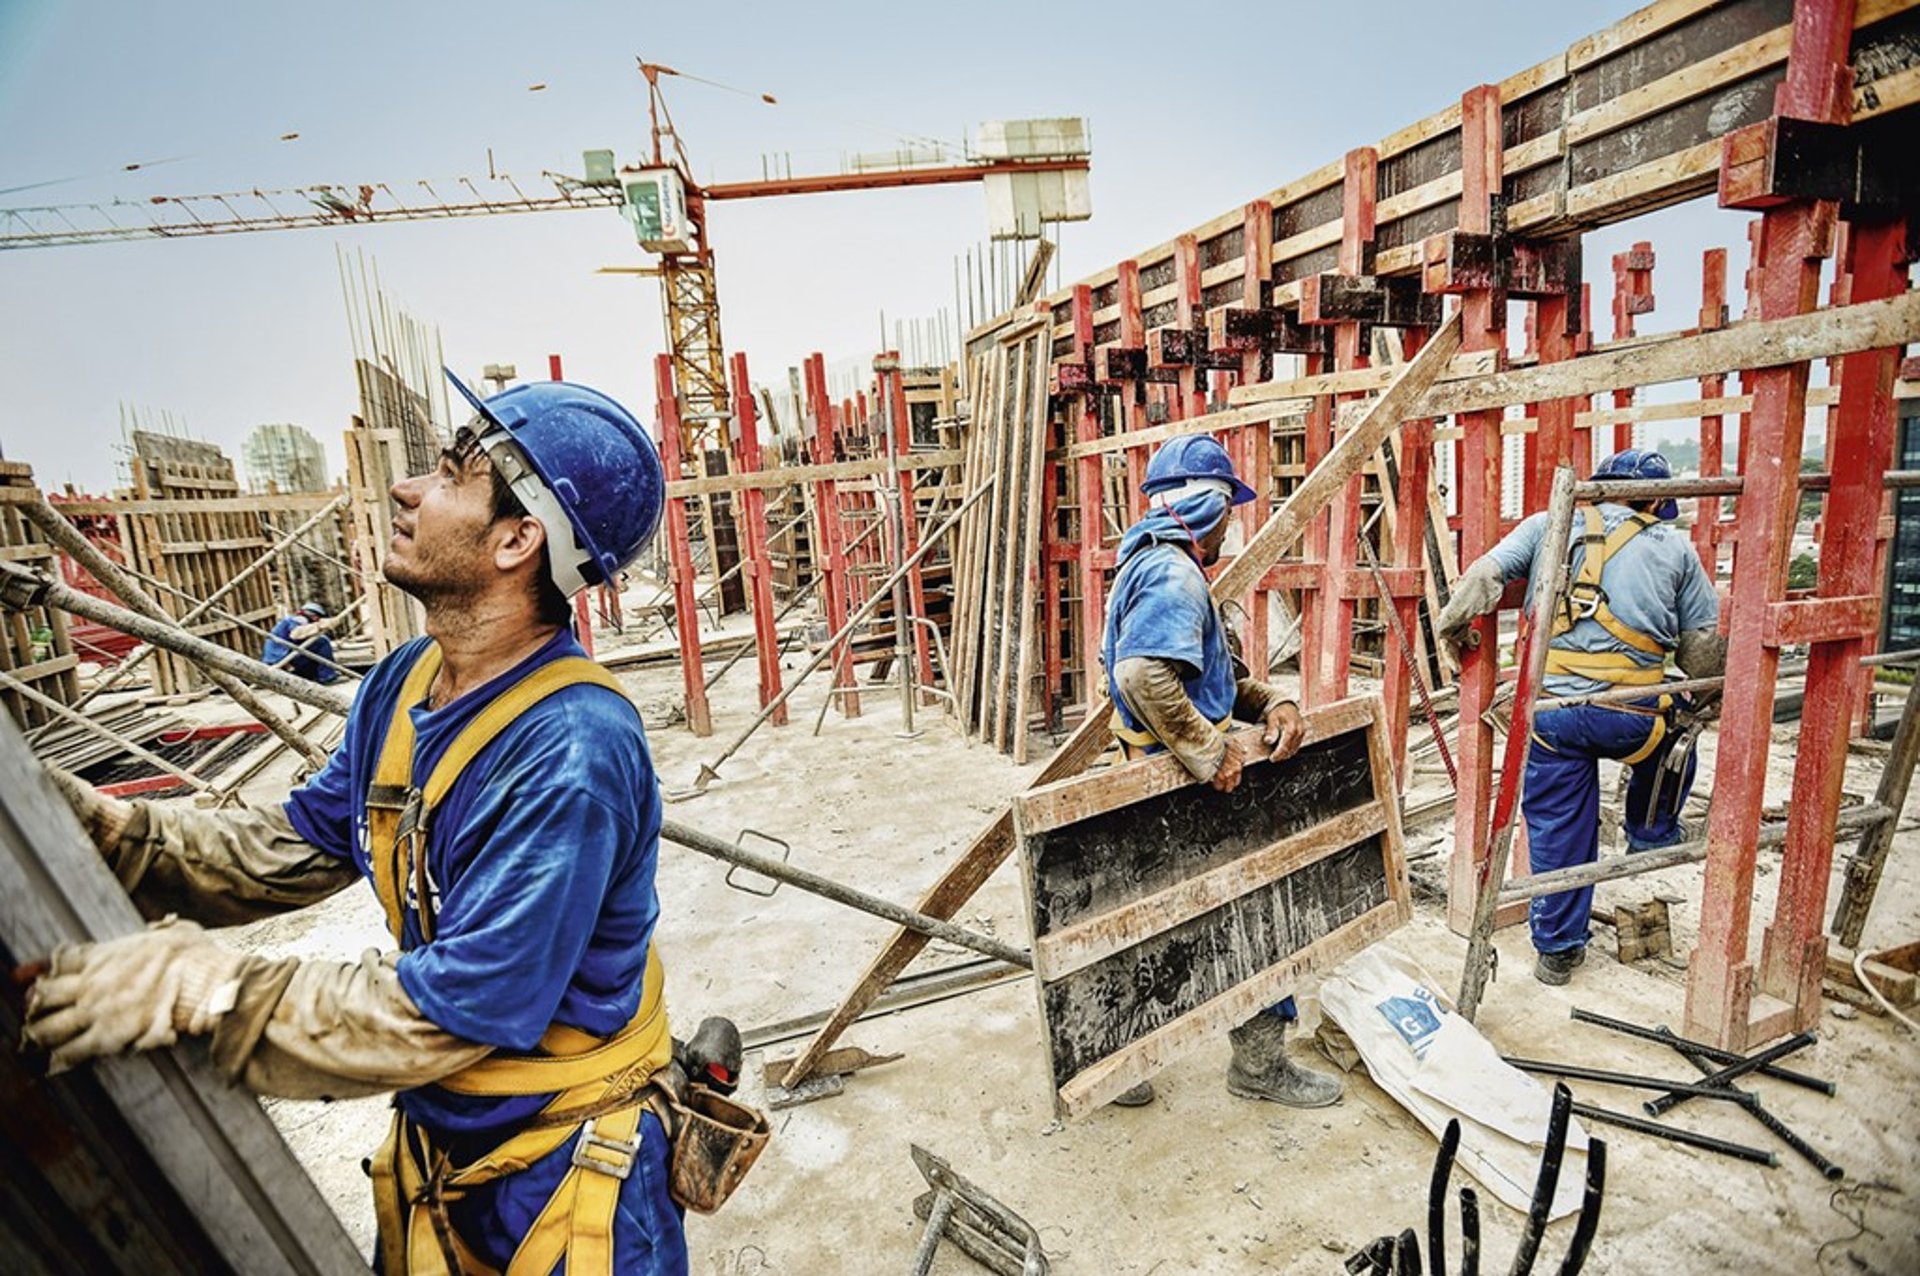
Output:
(779, 309), (1464, 1086)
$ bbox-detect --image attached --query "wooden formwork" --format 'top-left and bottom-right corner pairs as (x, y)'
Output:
(343, 419), (424, 658)
(0, 463), (81, 729)
(120, 434), (280, 697)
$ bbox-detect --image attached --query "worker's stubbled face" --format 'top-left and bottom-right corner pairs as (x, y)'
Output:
(384, 444), (511, 604)
(1197, 518), (1231, 566)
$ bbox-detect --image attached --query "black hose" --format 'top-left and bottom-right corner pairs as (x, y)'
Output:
(1427, 1119), (1460, 1275)
(1554, 1139), (1606, 1275)
(1509, 1083), (1573, 1275)
(1459, 1187), (1481, 1276)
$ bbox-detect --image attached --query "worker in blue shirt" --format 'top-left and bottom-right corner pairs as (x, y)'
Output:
(1435, 448), (1727, 986)
(1101, 434), (1343, 1110)
(27, 372), (700, 1273)
(262, 599), (346, 683)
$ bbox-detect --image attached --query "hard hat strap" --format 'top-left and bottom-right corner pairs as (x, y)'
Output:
(479, 427), (595, 597)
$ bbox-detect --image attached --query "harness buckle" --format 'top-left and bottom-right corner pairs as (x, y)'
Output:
(571, 1117), (639, 1180)
(1563, 581), (1605, 623)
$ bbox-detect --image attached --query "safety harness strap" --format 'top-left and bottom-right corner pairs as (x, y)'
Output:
(1546, 508), (1668, 681)
(361, 643), (671, 1276)
(1108, 709), (1235, 758)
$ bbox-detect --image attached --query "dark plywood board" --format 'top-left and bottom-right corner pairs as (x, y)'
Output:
(1275, 243), (1342, 286)
(1503, 82), (1570, 148)
(1376, 200), (1463, 255)
(1568, 66), (1782, 184)
(1039, 836), (1390, 1087)
(1272, 184), (1346, 243)
(1200, 224), (1246, 270)
(1027, 728), (1375, 937)
(1139, 257), (1177, 293)
(1379, 131), (1462, 201)
(1571, 0), (1793, 111)
(1013, 697), (1410, 1119)
(1854, 5), (1920, 87)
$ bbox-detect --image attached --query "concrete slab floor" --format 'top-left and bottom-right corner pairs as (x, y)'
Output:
(204, 616), (1917, 1274)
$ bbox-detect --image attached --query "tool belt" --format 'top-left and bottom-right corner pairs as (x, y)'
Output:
(364, 643), (768, 1274)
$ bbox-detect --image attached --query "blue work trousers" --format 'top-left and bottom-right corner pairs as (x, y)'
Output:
(1522, 700), (1695, 954)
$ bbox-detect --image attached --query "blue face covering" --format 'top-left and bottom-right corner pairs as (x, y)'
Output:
(1117, 490), (1232, 564)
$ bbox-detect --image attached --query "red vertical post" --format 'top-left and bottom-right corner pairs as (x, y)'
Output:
(1609, 242), (1654, 454)
(1569, 283), (1596, 478)
(732, 351), (786, 725)
(1071, 285), (1108, 699)
(655, 354), (711, 736)
(1239, 199), (1275, 679)
(1686, 0), (1856, 1049)
(1117, 259), (1150, 524)
(1173, 234), (1205, 423)
(1385, 320), (1435, 783)
(882, 353), (935, 698)
(1314, 148), (1379, 707)
(807, 354), (861, 718)
(1695, 248), (1730, 577)
(1759, 216), (1906, 1025)
(1446, 84), (1508, 935)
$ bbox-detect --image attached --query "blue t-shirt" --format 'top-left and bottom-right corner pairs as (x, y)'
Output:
(262, 615), (340, 684)
(1103, 540), (1238, 741)
(1485, 504), (1720, 695)
(283, 629), (662, 1146)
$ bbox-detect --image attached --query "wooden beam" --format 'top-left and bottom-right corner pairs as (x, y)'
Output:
(664, 449), (963, 499)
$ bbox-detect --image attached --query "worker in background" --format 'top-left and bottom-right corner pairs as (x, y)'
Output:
(1435, 448), (1727, 986)
(25, 372), (691, 1274)
(1101, 434), (1343, 1110)
(262, 599), (347, 683)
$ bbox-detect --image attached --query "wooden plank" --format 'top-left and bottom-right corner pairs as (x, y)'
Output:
(1566, 24), (1793, 144)
(0, 713), (364, 1275)
(1576, 383), (1839, 430)
(1013, 699), (1377, 833)
(1016, 698), (1408, 1118)
(1568, 0), (1739, 71)
(1031, 801), (1389, 981)
(664, 449), (962, 499)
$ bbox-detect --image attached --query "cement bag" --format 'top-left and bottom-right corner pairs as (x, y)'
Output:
(1319, 946), (1588, 1219)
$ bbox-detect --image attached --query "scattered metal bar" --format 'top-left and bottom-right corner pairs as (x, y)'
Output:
(1642, 1031), (1816, 1118)
(1502, 1057), (1752, 1103)
(1657, 1027), (1844, 1180)
(1567, 1101), (1776, 1167)
(1568, 1008), (1835, 1096)
(658, 819), (1030, 969)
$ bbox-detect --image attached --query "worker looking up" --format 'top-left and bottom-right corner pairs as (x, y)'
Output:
(262, 599), (347, 683)
(1434, 448), (1727, 986)
(1101, 434), (1343, 1110)
(25, 371), (694, 1274)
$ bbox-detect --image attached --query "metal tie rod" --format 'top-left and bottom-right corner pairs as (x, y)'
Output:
(658, 819), (1030, 970)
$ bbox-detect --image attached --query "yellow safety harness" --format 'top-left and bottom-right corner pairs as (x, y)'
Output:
(1544, 507), (1668, 688)
(1108, 709), (1235, 760)
(1537, 508), (1674, 765)
(364, 643), (673, 1276)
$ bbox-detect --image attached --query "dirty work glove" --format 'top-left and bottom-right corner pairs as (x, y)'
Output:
(22, 917), (245, 1074)
(46, 765), (134, 854)
(1433, 558), (1506, 664)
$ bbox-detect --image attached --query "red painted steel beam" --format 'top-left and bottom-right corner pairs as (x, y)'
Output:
(700, 157), (1089, 202)
(881, 353), (935, 700)
(1685, 0), (1858, 1051)
(1071, 285), (1107, 700)
(1117, 260), (1151, 524)
(806, 354), (860, 718)
(1610, 241), (1655, 455)
(1238, 199), (1275, 679)
(1314, 148), (1379, 708)
(655, 354), (712, 736)
(731, 351), (787, 725)
(1695, 248), (1730, 577)
(1447, 84), (1509, 936)
(1759, 215), (1906, 1025)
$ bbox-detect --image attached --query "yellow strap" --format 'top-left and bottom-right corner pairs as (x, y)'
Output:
(1108, 708), (1235, 752)
(503, 1103), (640, 1276)
(1548, 507), (1667, 659)
(440, 954), (671, 1096)
(369, 645), (446, 942)
(1544, 648), (1669, 685)
(366, 646), (633, 945)
(1621, 711), (1669, 766)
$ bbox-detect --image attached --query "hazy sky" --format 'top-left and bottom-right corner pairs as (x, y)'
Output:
(2, 1), (1758, 492)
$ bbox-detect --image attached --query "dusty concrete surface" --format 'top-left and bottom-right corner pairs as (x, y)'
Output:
(194, 604), (1919, 1274)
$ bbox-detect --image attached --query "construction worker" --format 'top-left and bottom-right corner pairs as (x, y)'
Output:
(1101, 434), (1344, 1110)
(1435, 448), (1727, 986)
(24, 371), (690, 1273)
(263, 599), (346, 683)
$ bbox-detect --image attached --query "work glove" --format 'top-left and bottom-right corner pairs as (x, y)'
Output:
(21, 917), (246, 1075)
(1433, 559), (1506, 666)
(46, 765), (134, 854)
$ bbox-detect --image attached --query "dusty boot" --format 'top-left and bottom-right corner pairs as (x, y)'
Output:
(1533, 946), (1587, 986)
(1110, 1081), (1156, 1107)
(1226, 1014), (1342, 1108)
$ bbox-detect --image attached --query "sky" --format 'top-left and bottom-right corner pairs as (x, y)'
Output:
(0, 0), (1768, 493)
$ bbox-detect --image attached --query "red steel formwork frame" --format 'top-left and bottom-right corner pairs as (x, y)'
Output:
(805, 353), (860, 718)
(730, 351), (787, 725)
(1684, 0), (1910, 1050)
(877, 354), (936, 700)
(1610, 242), (1656, 456)
(654, 354), (713, 737)
(1693, 249), (1731, 578)
(1237, 200), (1275, 680)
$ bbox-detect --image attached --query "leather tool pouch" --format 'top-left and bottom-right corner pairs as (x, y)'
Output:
(662, 1086), (770, 1214)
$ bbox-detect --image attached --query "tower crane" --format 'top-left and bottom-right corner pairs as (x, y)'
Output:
(0, 60), (1093, 460)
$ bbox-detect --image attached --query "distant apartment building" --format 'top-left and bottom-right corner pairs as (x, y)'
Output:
(243, 422), (330, 493)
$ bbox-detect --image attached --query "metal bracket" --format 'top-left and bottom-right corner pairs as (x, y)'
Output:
(723, 828), (791, 897)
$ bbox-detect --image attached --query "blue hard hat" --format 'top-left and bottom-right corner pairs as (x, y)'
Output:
(1142, 434), (1257, 505)
(445, 368), (665, 596)
(297, 601), (327, 619)
(1590, 448), (1678, 519)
